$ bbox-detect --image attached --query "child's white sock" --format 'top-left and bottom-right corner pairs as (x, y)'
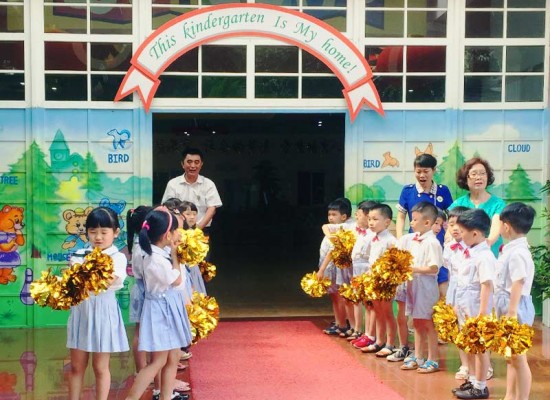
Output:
(475, 380), (487, 390)
(468, 374), (475, 383)
(152, 389), (160, 396)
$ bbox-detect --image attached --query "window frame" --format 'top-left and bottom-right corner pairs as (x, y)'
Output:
(0, 0), (28, 107)
(458, 0), (548, 110)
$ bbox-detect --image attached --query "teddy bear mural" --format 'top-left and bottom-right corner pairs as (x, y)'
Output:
(0, 205), (25, 285)
(61, 206), (94, 253)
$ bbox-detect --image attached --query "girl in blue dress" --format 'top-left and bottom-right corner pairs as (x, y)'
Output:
(67, 207), (129, 400)
(126, 206), (153, 373)
(125, 207), (192, 400)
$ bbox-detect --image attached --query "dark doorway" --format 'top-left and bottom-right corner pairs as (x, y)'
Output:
(153, 113), (345, 317)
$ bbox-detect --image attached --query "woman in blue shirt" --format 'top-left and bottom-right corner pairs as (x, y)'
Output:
(396, 154), (453, 243)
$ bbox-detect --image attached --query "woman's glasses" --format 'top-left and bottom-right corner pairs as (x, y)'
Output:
(468, 170), (487, 179)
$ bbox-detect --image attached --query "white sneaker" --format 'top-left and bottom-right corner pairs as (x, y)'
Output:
(455, 365), (469, 380)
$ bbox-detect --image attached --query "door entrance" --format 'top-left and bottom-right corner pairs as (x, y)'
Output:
(153, 113), (345, 317)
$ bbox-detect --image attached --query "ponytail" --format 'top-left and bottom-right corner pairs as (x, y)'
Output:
(138, 208), (178, 255)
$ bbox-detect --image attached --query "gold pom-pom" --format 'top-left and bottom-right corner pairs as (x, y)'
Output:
(185, 291), (219, 344)
(360, 271), (398, 302)
(30, 269), (63, 309)
(300, 272), (331, 298)
(30, 247), (114, 310)
(339, 275), (365, 303)
(177, 228), (209, 265)
(490, 316), (534, 358)
(455, 313), (501, 354)
(329, 229), (356, 269)
(433, 300), (459, 343)
(198, 261), (217, 283)
(370, 247), (413, 286)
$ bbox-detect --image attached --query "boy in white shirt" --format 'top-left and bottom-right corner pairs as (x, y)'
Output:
(453, 209), (495, 400)
(398, 201), (443, 374)
(494, 203), (536, 400)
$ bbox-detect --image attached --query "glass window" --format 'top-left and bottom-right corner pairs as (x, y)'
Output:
(0, 73), (24, 100)
(164, 48), (198, 73)
(91, 43), (132, 72)
(256, 0), (297, 5)
(506, 46), (544, 73)
(202, 76), (246, 98)
(0, 41), (24, 70)
(156, 76), (198, 98)
(303, 9), (346, 32)
(407, 10), (447, 38)
(44, 6), (87, 34)
(45, 74), (87, 101)
(45, 42), (87, 71)
(0, 4), (24, 33)
(465, 0), (503, 7)
(255, 46), (298, 73)
(464, 76), (502, 102)
(464, 47), (502, 73)
(507, 12), (544, 38)
(43, 1), (133, 103)
(465, 12), (503, 38)
(91, 74), (128, 101)
(366, 46), (403, 73)
(406, 46), (445, 73)
(90, 6), (132, 35)
(463, 2), (546, 104)
(44, 1), (132, 34)
(255, 77), (298, 98)
(406, 76), (445, 102)
(302, 77), (341, 98)
(152, 7), (188, 30)
(366, 10), (404, 38)
(302, 51), (331, 74)
(505, 76), (543, 102)
(508, 0), (545, 7)
(202, 46), (246, 73)
(372, 76), (403, 102)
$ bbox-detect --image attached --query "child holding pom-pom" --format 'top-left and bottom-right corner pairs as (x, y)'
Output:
(314, 198), (352, 335)
(67, 207), (129, 400)
(453, 209), (496, 399)
(125, 207), (192, 400)
(126, 206), (153, 374)
(441, 206), (470, 380)
(397, 202), (442, 374)
(494, 203), (536, 400)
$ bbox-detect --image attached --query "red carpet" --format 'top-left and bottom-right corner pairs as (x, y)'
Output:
(190, 320), (404, 400)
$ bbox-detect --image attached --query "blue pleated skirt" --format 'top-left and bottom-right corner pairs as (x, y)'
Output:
(67, 290), (129, 352)
(138, 288), (192, 352)
(188, 265), (207, 294)
(129, 278), (145, 323)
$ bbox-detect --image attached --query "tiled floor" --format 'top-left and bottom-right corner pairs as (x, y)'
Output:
(0, 318), (549, 399)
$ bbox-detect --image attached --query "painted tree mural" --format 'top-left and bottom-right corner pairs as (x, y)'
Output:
(434, 141), (467, 198)
(346, 183), (385, 205)
(82, 152), (103, 193)
(505, 164), (538, 201)
(0, 142), (61, 258)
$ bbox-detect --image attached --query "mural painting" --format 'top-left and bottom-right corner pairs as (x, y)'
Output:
(0, 109), (152, 327)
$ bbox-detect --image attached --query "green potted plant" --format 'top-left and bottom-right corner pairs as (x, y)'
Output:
(531, 180), (550, 326)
